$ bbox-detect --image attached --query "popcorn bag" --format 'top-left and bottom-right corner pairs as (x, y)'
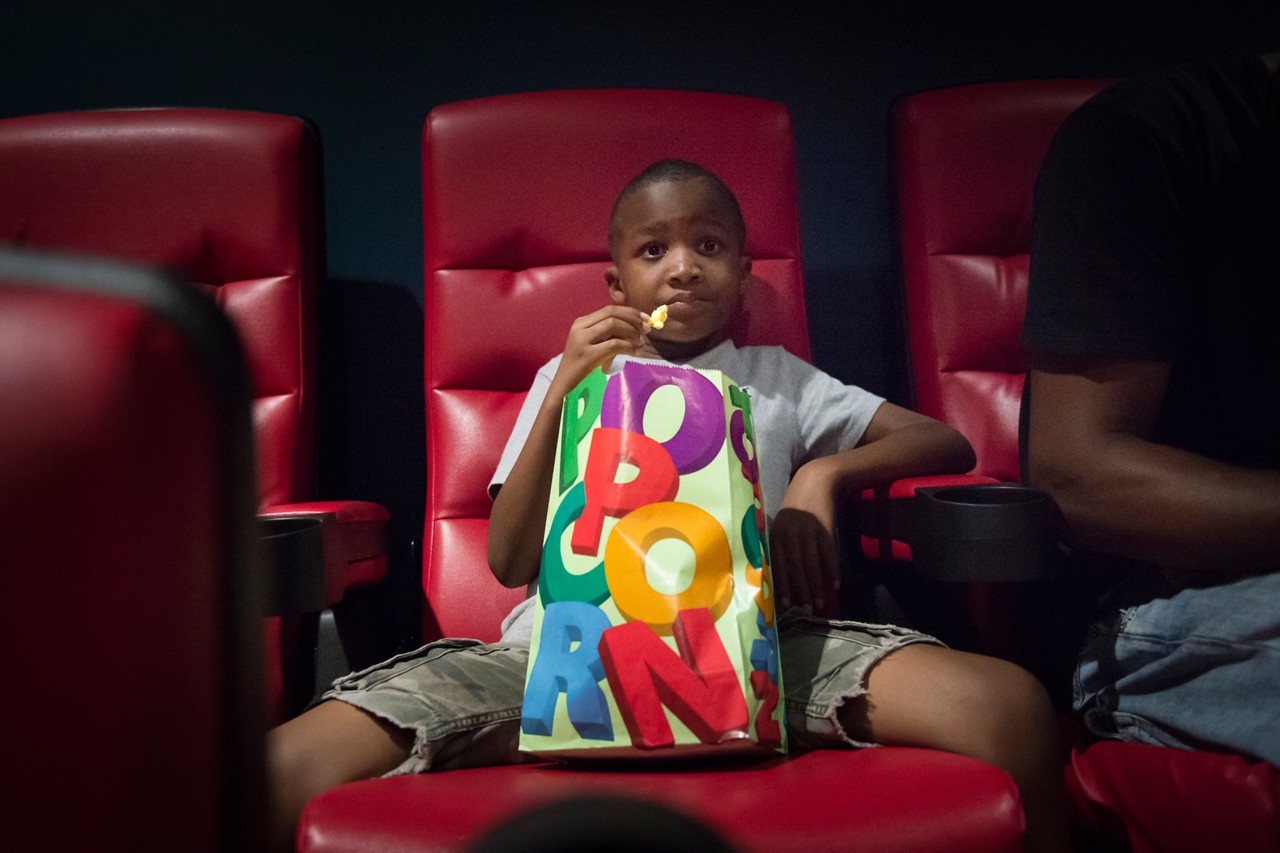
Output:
(519, 360), (786, 759)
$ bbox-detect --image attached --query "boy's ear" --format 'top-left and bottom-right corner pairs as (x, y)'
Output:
(738, 255), (753, 292)
(605, 264), (626, 304)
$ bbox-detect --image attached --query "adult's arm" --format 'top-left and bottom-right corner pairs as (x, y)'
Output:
(1025, 354), (1280, 572)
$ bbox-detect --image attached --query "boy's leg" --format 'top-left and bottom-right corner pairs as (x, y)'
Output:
(853, 644), (1069, 853)
(780, 614), (1068, 853)
(266, 638), (529, 849)
(267, 700), (413, 848)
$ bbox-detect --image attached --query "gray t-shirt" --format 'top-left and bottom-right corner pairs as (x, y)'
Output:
(488, 339), (885, 644)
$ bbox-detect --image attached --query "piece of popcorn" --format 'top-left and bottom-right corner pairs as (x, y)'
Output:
(646, 303), (669, 331)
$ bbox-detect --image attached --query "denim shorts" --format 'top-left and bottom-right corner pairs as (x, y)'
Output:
(324, 611), (940, 776)
(1074, 568), (1280, 766)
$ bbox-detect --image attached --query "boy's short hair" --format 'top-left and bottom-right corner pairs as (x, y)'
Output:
(608, 159), (747, 256)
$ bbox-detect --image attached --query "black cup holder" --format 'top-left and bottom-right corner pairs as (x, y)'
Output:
(259, 515), (325, 615)
(907, 484), (1061, 582)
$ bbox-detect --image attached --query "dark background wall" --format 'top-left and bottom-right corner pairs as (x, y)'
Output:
(6, 1), (1277, 643)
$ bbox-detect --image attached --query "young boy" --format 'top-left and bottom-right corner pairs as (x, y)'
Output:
(269, 160), (1069, 852)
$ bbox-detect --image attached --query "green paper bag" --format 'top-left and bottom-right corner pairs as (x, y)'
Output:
(519, 360), (786, 759)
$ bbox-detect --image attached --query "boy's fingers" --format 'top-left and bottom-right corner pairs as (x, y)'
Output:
(605, 317), (647, 350)
(596, 338), (644, 373)
(569, 316), (645, 375)
(790, 565), (815, 614)
(781, 537), (816, 614)
(573, 307), (645, 346)
(770, 512), (806, 612)
(772, 556), (792, 610)
(794, 513), (839, 606)
(800, 539), (826, 613)
(804, 560), (828, 613)
(817, 532), (840, 592)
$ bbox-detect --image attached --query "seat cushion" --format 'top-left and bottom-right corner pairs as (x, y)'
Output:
(298, 748), (1023, 852)
(1067, 740), (1280, 852)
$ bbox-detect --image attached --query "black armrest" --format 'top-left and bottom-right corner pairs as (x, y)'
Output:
(860, 479), (1063, 583)
(909, 484), (1062, 582)
(260, 515), (326, 615)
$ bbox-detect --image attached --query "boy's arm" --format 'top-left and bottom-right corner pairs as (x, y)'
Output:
(487, 306), (648, 588)
(770, 401), (976, 612)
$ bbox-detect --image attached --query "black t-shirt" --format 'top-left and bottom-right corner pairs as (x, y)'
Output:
(1022, 54), (1280, 469)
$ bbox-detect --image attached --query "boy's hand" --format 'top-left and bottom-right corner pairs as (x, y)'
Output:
(770, 460), (841, 615)
(550, 305), (647, 396)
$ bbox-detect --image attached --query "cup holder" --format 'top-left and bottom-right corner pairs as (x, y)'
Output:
(908, 484), (1061, 582)
(259, 515), (325, 615)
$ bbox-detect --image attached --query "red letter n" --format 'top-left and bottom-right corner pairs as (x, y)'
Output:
(598, 608), (748, 750)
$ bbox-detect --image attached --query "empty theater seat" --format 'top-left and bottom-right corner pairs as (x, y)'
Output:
(0, 108), (389, 721)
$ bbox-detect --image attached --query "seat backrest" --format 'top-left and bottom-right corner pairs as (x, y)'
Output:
(422, 89), (809, 641)
(892, 80), (1108, 482)
(0, 248), (266, 850)
(0, 108), (321, 510)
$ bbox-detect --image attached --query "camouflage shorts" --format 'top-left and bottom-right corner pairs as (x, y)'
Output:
(323, 612), (941, 776)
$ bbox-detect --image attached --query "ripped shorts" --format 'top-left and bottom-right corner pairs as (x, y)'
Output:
(323, 610), (941, 776)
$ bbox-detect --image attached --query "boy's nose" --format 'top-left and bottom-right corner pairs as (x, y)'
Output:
(666, 248), (702, 282)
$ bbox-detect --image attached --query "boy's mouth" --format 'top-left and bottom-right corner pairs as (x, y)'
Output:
(664, 298), (693, 320)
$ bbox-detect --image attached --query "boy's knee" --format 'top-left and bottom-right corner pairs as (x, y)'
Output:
(265, 724), (317, 798)
(988, 658), (1052, 711)
(864, 645), (1057, 756)
(962, 659), (1059, 758)
(265, 702), (401, 802)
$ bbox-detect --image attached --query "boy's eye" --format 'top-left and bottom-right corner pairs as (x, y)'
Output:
(642, 243), (664, 258)
(700, 239), (721, 254)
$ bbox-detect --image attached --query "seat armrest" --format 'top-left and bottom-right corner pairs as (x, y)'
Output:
(260, 500), (389, 609)
(860, 475), (998, 563)
(859, 475), (1061, 582)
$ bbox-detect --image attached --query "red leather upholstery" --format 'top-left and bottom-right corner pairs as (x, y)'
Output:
(0, 108), (318, 508)
(1067, 741), (1280, 852)
(892, 79), (1280, 852)
(0, 108), (388, 722)
(300, 749), (1023, 852)
(893, 80), (1109, 483)
(296, 89), (1024, 852)
(1, 249), (267, 850)
(854, 82), (1108, 572)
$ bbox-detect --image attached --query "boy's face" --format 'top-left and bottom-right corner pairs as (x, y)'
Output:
(605, 177), (751, 354)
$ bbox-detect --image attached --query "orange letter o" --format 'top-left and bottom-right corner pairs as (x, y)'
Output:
(605, 502), (734, 634)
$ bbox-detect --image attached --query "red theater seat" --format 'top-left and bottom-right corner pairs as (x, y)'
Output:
(0, 108), (388, 722)
(296, 89), (1024, 852)
(1, 248), (268, 851)
(892, 78), (1280, 852)
(892, 80), (1108, 482)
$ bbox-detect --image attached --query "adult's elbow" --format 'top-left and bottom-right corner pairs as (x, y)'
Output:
(1026, 445), (1077, 503)
(1025, 448), (1101, 547)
